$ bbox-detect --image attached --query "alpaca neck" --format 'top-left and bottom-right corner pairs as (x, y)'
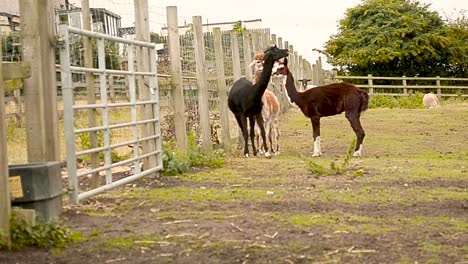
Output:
(253, 59), (275, 96)
(284, 70), (301, 104)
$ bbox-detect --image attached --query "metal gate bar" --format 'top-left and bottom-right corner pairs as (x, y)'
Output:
(58, 25), (163, 204)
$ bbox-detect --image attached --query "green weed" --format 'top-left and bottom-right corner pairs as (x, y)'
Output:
(306, 139), (363, 177)
(0, 213), (82, 250)
(162, 134), (225, 175)
(369, 94), (424, 109)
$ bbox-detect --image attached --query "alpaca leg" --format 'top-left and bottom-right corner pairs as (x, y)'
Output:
(248, 116), (258, 156)
(264, 118), (272, 155)
(311, 117), (322, 157)
(346, 112), (365, 157)
(235, 114), (250, 158)
(255, 114), (271, 158)
(254, 122), (264, 155)
(272, 119), (279, 155)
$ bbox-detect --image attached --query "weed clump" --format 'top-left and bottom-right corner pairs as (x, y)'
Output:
(0, 213), (82, 250)
(162, 134), (225, 175)
(306, 139), (364, 178)
(369, 94), (424, 109)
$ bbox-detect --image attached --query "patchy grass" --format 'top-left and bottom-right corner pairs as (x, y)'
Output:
(3, 104), (467, 264)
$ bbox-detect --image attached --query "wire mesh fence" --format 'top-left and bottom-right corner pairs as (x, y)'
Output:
(3, 2), (316, 165)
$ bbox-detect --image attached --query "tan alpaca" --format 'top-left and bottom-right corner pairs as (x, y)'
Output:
(250, 52), (281, 155)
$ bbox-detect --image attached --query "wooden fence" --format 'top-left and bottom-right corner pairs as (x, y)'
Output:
(3, 6), (323, 152)
(333, 74), (468, 97)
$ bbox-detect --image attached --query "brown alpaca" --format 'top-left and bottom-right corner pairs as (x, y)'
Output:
(274, 58), (369, 157)
(250, 52), (281, 155)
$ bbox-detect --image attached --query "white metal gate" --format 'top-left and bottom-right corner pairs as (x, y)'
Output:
(58, 25), (162, 204)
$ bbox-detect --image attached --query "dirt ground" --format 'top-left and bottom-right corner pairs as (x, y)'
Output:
(1, 106), (467, 264)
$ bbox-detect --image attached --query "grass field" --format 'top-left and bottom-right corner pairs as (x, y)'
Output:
(2, 102), (467, 263)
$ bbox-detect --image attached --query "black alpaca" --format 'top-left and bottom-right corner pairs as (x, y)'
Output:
(274, 58), (369, 156)
(228, 45), (288, 158)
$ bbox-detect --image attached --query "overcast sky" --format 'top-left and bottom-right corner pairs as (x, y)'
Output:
(80, 0), (467, 69)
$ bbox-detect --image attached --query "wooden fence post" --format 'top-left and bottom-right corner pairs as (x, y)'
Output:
(135, 0), (158, 170)
(19, 0), (59, 162)
(230, 30), (242, 144)
(0, 39), (11, 249)
(192, 16), (212, 150)
(436, 76), (441, 96)
(108, 74), (116, 102)
(317, 57), (324, 85)
(167, 6), (188, 150)
(251, 31), (260, 54)
(230, 31), (242, 81)
(243, 31), (252, 82)
(13, 89), (22, 127)
(298, 55), (303, 82)
(270, 34), (276, 46)
(368, 74), (374, 95)
(263, 32), (270, 50)
(213, 28), (230, 150)
(277, 37), (283, 49)
(402, 76), (408, 95)
(82, 0), (100, 187)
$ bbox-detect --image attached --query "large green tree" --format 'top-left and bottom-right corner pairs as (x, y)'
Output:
(324, 0), (467, 77)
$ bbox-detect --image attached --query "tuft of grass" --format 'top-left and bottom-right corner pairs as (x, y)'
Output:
(306, 139), (363, 176)
(369, 94), (424, 109)
(0, 213), (82, 250)
(162, 133), (225, 175)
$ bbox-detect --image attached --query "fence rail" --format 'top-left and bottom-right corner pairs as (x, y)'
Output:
(335, 74), (468, 97)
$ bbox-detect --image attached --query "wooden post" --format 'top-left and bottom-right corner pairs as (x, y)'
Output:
(270, 34), (276, 46)
(293, 51), (300, 85)
(317, 57), (324, 85)
(19, 0), (59, 162)
(312, 63), (318, 86)
(213, 27), (230, 150)
(135, 0), (158, 169)
(13, 89), (22, 127)
(230, 31), (242, 81)
(167, 6), (187, 150)
(368, 74), (374, 95)
(306, 61), (313, 82)
(251, 31), (259, 54)
(0, 39), (11, 249)
(277, 37), (283, 49)
(82, 0), (100, 187)
(108, 74), (116, 102)
(262, 32), (269, 50)
(436, 76), (441, 96)
(298, 55), (303, 81)
(402, 76), (408, 95)
(192, 16), (212, 150)
(243, 31), (252, 82)
(230, 30), (242, 143)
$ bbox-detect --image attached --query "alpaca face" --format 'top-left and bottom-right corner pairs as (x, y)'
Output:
(272, 59), (288, 76)
(263, 45), (289, 62)
(252, 60), (263, 73)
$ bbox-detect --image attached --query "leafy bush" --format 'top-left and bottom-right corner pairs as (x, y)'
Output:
(162, 134), (225, 175)
(369, 94), (424, 109)
(306, 139), (363, 177)
(0, 213), (82, 250)
(78, 131), (130, 163)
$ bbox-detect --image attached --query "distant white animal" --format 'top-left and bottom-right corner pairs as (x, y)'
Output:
(298, 78), (316, 91)
(423, 93), (441, 108)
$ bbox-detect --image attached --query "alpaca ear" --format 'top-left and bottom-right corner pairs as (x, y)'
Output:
(283, 57), (288, 66)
